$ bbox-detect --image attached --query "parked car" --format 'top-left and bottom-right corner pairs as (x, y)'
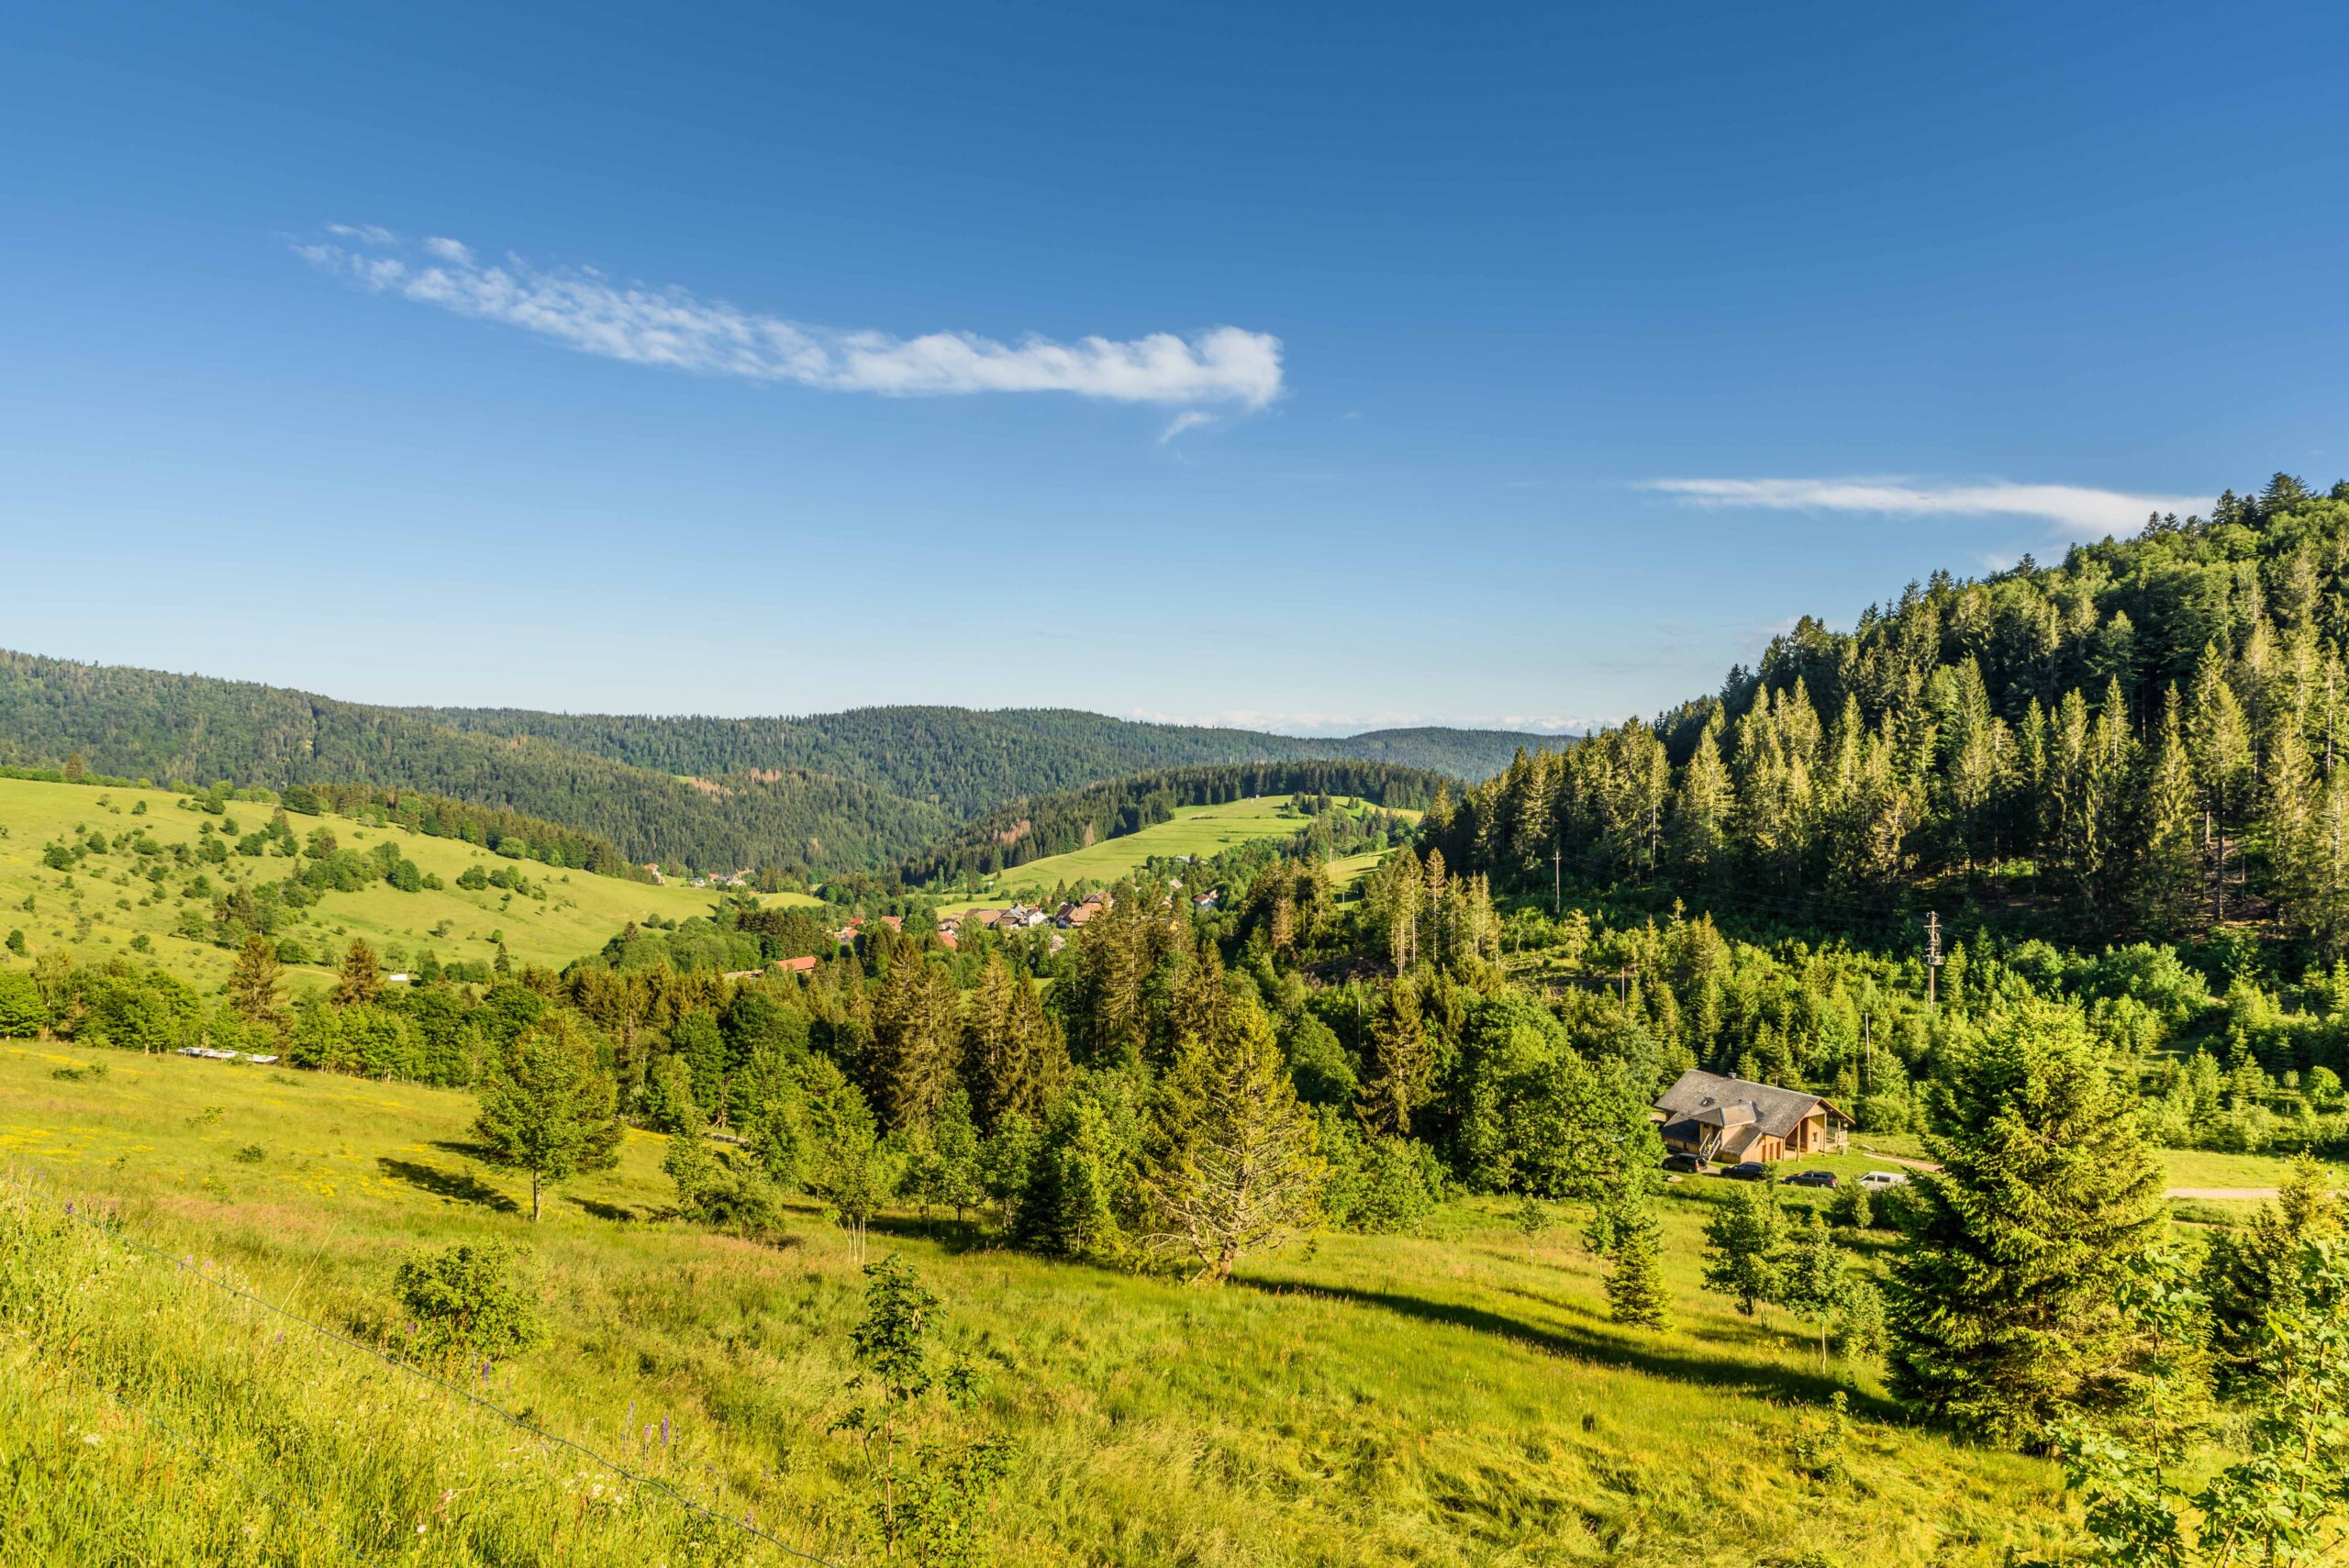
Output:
(1720, 1162), (1771, 1182)
(1785, 1169), (1839, 1188)
(1859, 1170), (1909, 1190)
(1661, 1152), (1711, 1174)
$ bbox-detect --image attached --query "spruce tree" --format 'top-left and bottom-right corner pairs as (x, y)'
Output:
(332, 937), (384, 1006)
(1606, 1201), (1669, 1329)
(1886, 1005), (2166, 1447)
(2188, 642), (2253, 923)
(227, 933), (287, 1035)
(2199, 1151), (2340, 1390)
(2139, 684), (2202, 936)
(1357, 978), (1431, 1137)
(1139, 991), (1325, 1284)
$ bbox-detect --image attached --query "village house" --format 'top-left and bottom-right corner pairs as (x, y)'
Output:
(1652, 1069), (1852, 1163)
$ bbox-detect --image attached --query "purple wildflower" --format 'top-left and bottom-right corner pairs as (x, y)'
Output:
(661, 1415), (671, 1448)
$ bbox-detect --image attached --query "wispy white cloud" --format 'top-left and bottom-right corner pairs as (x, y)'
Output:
(1158, 410), (1215, 443)
(295, 228), (1284, 407)
(1643, 476), (2209, 542)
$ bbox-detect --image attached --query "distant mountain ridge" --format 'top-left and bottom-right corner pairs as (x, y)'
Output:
(0, 649), (1545, 875)
(403, 704), (1550, 814)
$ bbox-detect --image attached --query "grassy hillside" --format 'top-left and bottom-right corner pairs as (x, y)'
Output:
(0, 777), (816, 989)
(2, 1040), (2072, 1565)
(931, 795), (1412, 911)
(907, 759), (1444, 886)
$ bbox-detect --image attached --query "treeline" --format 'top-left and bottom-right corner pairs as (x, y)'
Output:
(905, 761), (1451, 885)
(405, 705), (1542, 816)
(283, 782), (640, 879)
(0, 650), (945, 875)
(1432, 476), (2349, 951)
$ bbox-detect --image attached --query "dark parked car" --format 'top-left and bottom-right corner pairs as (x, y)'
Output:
(1720, 1162), (1771, 1182)
(1661, 1152), (1711, 1174)
(1786, 1169), (1840, 1188)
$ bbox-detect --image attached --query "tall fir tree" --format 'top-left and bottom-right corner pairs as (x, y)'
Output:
(1605, 1200), (1670, 1329)
(1886, 1005), (2167, 1447)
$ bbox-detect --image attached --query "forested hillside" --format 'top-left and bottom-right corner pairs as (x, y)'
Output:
(0, 652), (1532, 878)
(1432, 475), (2349, 952)
(0, 652), (918, 874)
(406, 705), (1542, 813)
(904, 759), (1447, 884)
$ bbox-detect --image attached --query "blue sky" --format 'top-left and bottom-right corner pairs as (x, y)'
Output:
(5, 2), (2345, 733)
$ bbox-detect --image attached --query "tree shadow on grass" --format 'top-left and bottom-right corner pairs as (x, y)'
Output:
(566, 1195), (636, 1223)
(1233, 1275), (1898, 1420)
(376, 1156), (518, 1215)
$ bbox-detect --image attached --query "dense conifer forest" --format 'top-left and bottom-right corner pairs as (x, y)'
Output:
(1433, 475), (2349, 953)
(406, 705), (1539, 816)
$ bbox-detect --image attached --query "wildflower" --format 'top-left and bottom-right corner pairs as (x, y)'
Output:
(82, 1432), (102, 1446)
(661, 1415), (671, 1448)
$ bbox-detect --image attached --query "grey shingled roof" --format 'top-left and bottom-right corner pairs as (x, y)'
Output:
(1653, 1069), (1850, 1142)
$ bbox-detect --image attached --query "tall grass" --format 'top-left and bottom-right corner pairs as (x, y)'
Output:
(0, 1176), (809, 1564)
(0, 1042), (2076, 1564)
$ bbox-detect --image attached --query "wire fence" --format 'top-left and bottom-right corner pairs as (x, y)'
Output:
(30, 1340), (373, 1564)
(6, 1169), (844, 1568)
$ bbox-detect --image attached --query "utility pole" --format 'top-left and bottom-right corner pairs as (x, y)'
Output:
(1553, 842), (1562, 916)
(1861, 1009), (1872, 1095)
(1924, 910), (1943, 1015)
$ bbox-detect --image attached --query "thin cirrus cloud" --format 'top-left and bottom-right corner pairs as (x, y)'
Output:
(1643, 476), (2212, 542)
(293, 228), (1284, 408)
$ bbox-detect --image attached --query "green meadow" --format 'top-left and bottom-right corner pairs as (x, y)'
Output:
(3, 1040), (2080, 1566)
(936, 795), (1413, 913)
(0, 776), (817, 993)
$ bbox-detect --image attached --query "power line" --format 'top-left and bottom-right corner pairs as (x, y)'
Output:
(8, 1172), (844, 1568)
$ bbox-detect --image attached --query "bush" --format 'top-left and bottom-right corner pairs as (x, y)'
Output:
(0, 970), (46, 1037)
(1325, 1130), (1444, 1234)
(393, 1241), (545, 1365)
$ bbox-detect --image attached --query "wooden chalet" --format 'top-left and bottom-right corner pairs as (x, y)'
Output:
(1653, 1069), (1852, 1163)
